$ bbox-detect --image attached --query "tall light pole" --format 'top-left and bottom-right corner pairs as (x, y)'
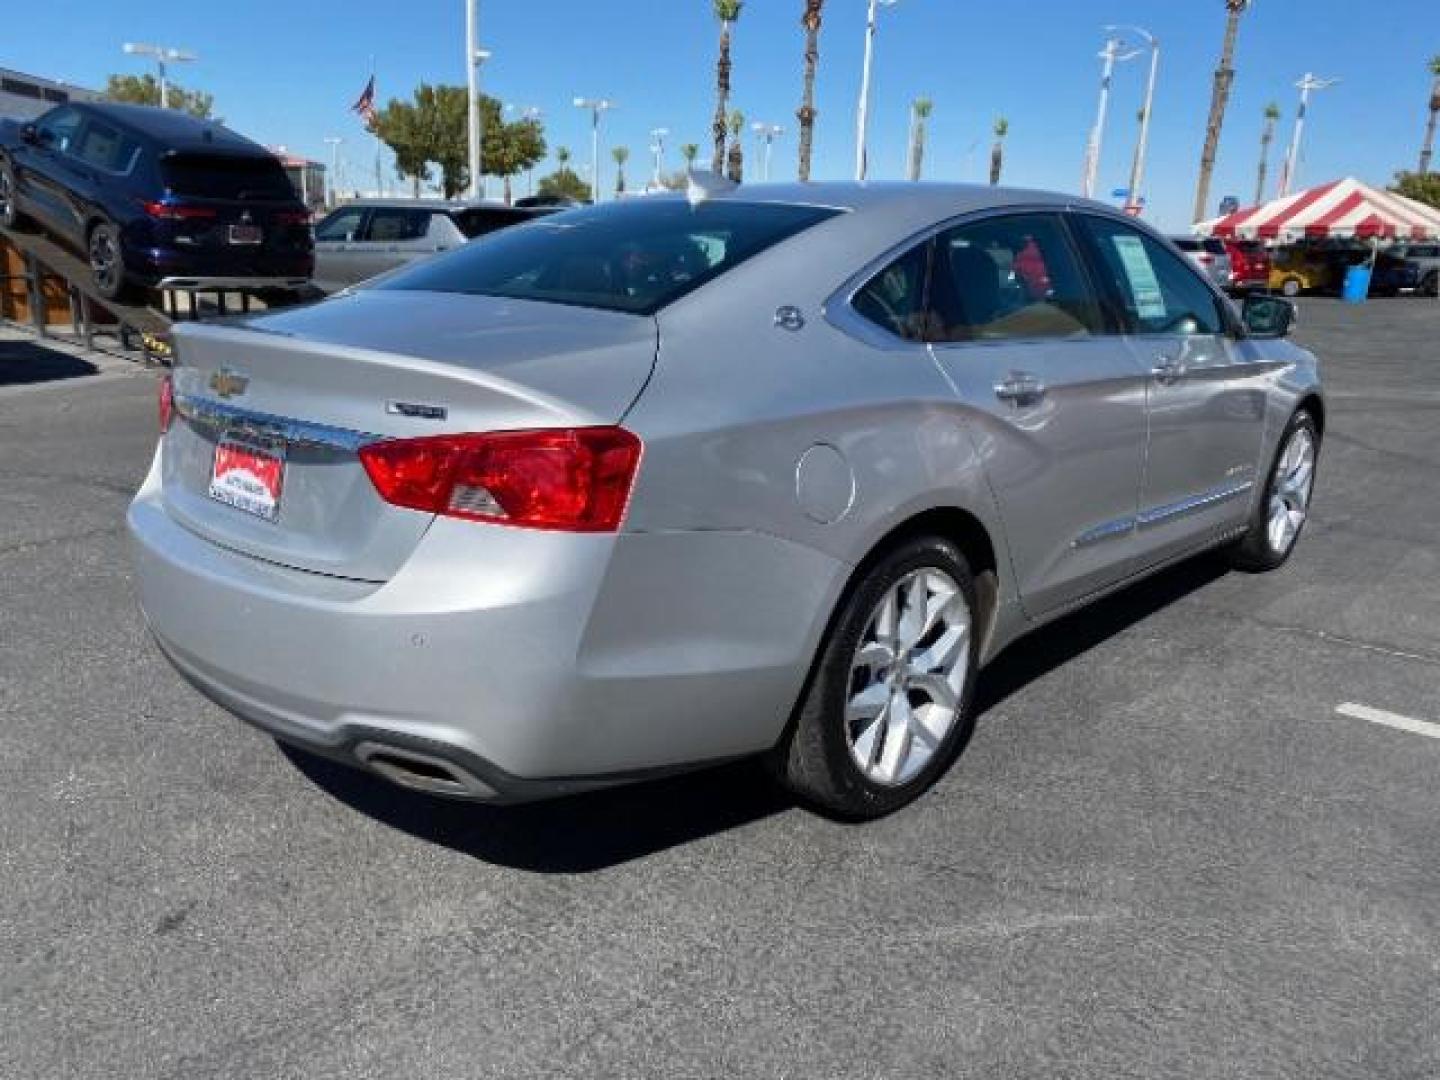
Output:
(650, 127), (669, 188)
(1277, 73), (1339, 197)
(854, 0), (901, 181)
(122, 42), (197, 109)
(1106, 24), (1159, 214)
(752, 122), (783, 181)
(573, 97), (615, 203)
(323, 136), (343, 206)
(1080, 34), (1140, 199)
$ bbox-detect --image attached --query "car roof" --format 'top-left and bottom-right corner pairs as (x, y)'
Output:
(666, 181), (1086, 216)
(326, 198), (542, 213)
(71, 102), (272, 157)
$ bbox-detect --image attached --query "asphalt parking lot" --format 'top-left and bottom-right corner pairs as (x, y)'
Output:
(2, 298), (1437, 1080)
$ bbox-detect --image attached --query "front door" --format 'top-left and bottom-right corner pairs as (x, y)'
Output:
(311, 205), (370, 291)
(1073, 215), (1269, 567)
(924, 211), (1149, 617)
(15, 107), (84, 237)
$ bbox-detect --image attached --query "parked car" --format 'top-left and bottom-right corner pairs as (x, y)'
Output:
(1222, 239), (1271, 292)
(1387, 243), (1440, 296)
(129, 185), (1323, 819)
(0, 102), (313, 300)
(311, 199), (556, 292)
(1269, 247), (1338, 296)
(1170, 236), (1234, 289)
(1368, 251), (1427, 296)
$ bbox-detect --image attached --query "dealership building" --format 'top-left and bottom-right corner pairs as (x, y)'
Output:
(0, 66), (101, 122)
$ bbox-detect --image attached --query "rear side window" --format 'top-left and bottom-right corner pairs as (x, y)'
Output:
(852, 242), (932, 342)
(1078, 216), (1225, 336)
(377, 199), (842, 315)
(364, 208), (430, 242)
(74, 122), (140, 174)
(928, 214), (1104, 342)
(451, 208), (534, 239)
(161, 154), (294, 200)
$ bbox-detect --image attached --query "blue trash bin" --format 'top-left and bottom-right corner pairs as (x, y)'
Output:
(1342, 264), (1371, 304)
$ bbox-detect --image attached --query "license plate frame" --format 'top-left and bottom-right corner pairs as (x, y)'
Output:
(228, 223), (263, 245)
(209, 432), (286, 521)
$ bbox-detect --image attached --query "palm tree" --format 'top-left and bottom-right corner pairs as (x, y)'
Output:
(989, 117), (1009, 186)
(796, 0), (826, 181)
(611, 146), (629, 195)
(726, 110), (745, 182)
(681, 143), (700, 173)
(1255, 102), (1281, 204)
(1420, 55), (1440, 175)
(906, 98), (932, 182)
(712, 0), (744, 173)
(1193, 0), (1252, 222)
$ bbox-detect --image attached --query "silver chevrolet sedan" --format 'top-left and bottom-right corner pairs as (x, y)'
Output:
(128, 184), (1323, 819)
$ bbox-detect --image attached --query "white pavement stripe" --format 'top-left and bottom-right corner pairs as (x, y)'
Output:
(1335, 702), (1440, 740)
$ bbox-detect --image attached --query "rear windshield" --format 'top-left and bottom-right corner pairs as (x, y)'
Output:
(377, 199), (843, 315)
(161, 154), (295, 201)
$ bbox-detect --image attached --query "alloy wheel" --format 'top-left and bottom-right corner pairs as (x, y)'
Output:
(1267, 426), (1316, 555)
(845, 568), (970, 787)
(89, 228), (117, 293)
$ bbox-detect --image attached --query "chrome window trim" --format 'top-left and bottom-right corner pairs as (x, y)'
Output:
(173, 393), (380, 453)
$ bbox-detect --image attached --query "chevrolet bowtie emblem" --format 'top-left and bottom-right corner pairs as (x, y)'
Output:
(208, 368), (249, 399)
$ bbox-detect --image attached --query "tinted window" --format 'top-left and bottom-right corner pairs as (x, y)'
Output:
(852, 242), (932, 342)
(315, 207), (366, 241)
(1202, 239), (1228, 255)
(160, 154), (294, 200)
(364, 208), (430, 242)
(1079, 216), (1225, 336)
(74, 121), (140, 174)
(377, 199), (841, 315)
(452, 208), (536, 239)
(35, 107), (82, 153)
(1172, 238), (1201, 252)
(928, 214), (1104, 342)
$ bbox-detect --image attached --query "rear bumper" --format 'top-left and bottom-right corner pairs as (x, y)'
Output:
(124, 243), (313, 290)
(127, 447), (844, 801)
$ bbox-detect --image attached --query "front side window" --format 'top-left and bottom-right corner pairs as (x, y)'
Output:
(376, 199), (841, 315)
(1078, 216), (1225, 336)
(35, 107), (81, 153)
(852, 241), (932, 342)
(315, 207), (366, 241)
(364, 208), (431, 242)
(927, 214), (1104, 342)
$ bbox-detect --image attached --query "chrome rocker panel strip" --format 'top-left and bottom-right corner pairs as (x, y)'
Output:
(1073, 479), (1255, 549)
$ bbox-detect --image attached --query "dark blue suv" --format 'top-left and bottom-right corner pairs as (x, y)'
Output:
(0, 102), (313, 300)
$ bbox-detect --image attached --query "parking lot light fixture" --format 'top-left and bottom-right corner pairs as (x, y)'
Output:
(1081, 34), (1140, 199)
(1277, 73), (1340, 197)
(323, 136), (343, 206)
(121, 42), (198, 110)
(574, 98), (615, 202)
(1105, 24), (1159, 213)
(650, 128), (669, 188)
(752, 122), (783, 181)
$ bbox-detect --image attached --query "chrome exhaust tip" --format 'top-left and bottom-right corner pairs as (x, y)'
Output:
(353, 741), (498, 799)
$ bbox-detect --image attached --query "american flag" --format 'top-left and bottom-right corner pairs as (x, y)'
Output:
(351, 76), (377, 131)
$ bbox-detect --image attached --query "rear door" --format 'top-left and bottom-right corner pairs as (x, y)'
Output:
(1073, 214), (1269, 567)
(922, 211), (1149, 617)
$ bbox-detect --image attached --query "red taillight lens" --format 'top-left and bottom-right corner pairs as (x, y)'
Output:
(142, 200), (218, 220)
(273, 210), (311, 225)
(359, 427), (643, 532)
(158, 374), (174, 434)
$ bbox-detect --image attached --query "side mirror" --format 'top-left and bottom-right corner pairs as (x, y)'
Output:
(19, 123), (38, 145)
(1242, 294), (1296, 339)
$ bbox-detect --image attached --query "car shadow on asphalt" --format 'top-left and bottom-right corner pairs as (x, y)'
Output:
(0, 339), (99, 386)
(281, 552), (1231, 873)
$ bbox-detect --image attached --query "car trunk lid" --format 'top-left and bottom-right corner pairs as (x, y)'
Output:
(163, 290), (658, 581)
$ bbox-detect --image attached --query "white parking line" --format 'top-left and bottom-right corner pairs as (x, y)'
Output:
(1336, 702), (1440, 740)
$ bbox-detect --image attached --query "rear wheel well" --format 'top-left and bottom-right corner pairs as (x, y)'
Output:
(856, 508), (1001, 658)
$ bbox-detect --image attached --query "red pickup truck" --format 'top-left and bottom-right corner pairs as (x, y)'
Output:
(1223, 240), (1272, 293)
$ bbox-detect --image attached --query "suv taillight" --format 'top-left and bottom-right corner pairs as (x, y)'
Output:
(142, 201), (218, 221)
(273, 210), (311, 225)
(358, 427), (643, 532)
(158, 374), (174, 434)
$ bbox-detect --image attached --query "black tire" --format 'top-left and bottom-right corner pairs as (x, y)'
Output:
(1280, 277), (1303, 298)
(0, 161), (20, 230)
(1229, 410), (1321, 572)
(772, 535), (982, 820)
(1423, 272), (1439, 299)
(87, 219), (129, 301)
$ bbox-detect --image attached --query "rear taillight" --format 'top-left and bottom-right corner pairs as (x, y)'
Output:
(158, 374), (174, 434)
(143, 200), (218, 221)
(359, 427), (643, 532)
(273, 210), (310, 225)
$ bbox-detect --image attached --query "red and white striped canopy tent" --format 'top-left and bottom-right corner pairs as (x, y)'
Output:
(1196, 177), (1440, 243)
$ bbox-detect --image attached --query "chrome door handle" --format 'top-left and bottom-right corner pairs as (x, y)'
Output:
(1152, 356), (1185, 384)
(994, 372), (1047, 405)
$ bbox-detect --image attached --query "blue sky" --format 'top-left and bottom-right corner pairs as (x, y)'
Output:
(7, 0), (1435, 229)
